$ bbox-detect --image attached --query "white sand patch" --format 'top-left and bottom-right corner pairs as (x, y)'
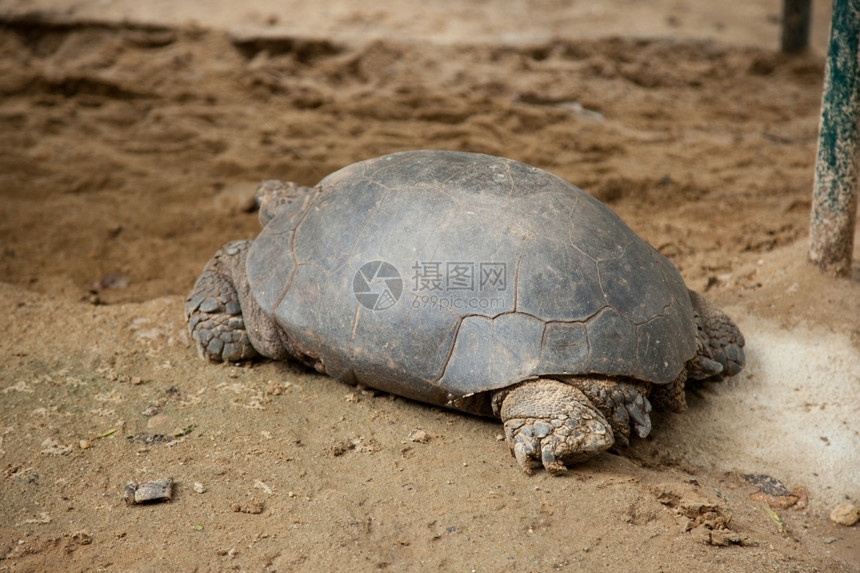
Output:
(657, 315), (860, 509)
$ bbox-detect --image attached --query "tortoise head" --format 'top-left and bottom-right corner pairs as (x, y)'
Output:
(255, 180), (313, 227)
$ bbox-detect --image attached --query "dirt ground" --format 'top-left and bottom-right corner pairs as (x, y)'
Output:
(1, 0), (859, 571)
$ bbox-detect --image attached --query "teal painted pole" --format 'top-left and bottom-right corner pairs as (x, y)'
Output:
(809, 0), (860, 276)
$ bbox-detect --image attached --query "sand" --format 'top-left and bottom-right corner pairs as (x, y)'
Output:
(0, 1), (858, 570)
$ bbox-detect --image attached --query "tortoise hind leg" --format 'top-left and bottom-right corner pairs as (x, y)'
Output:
(688, 290), (746, 379)
(185, 240), (260, 362)
(492, 378), (614, 474)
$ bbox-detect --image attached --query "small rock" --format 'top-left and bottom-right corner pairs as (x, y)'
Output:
(193, 482), (206, 494)
(742, 473), (806, 509)
(123, 477), (174, 505)
(830, 503), (860, 527)
(79, 440), (91, 450)
(741, 473), (791, 496)
(408, 429), (429, 443)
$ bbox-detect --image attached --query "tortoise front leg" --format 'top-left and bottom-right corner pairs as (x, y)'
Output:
(492, 379), (614, 474)
(560, 376), (653, 448)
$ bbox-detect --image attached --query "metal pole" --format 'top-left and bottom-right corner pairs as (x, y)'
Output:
(782, 0), (812, 52)
(809, 0), (860, 276)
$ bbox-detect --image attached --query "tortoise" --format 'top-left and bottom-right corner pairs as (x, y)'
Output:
(186, 150), (745, 473)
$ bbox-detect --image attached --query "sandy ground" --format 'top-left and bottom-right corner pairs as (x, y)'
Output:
(1, 0), (859, 571)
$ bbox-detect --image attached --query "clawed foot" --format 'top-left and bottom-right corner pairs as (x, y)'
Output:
(561, 377), (652, 447)
(187, 307), (257, 362)
(496, 379), (614, 474)
(185, 241), (259, 362)
(688, 290), (746, 379)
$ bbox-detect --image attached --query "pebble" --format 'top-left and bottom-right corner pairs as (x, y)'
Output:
(408, 429), (429, 443)
(830, 503), (859, 527)
(123, 477), (174, 505)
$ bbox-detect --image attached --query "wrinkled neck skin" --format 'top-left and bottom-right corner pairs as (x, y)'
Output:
(255, 180), (315, 227)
